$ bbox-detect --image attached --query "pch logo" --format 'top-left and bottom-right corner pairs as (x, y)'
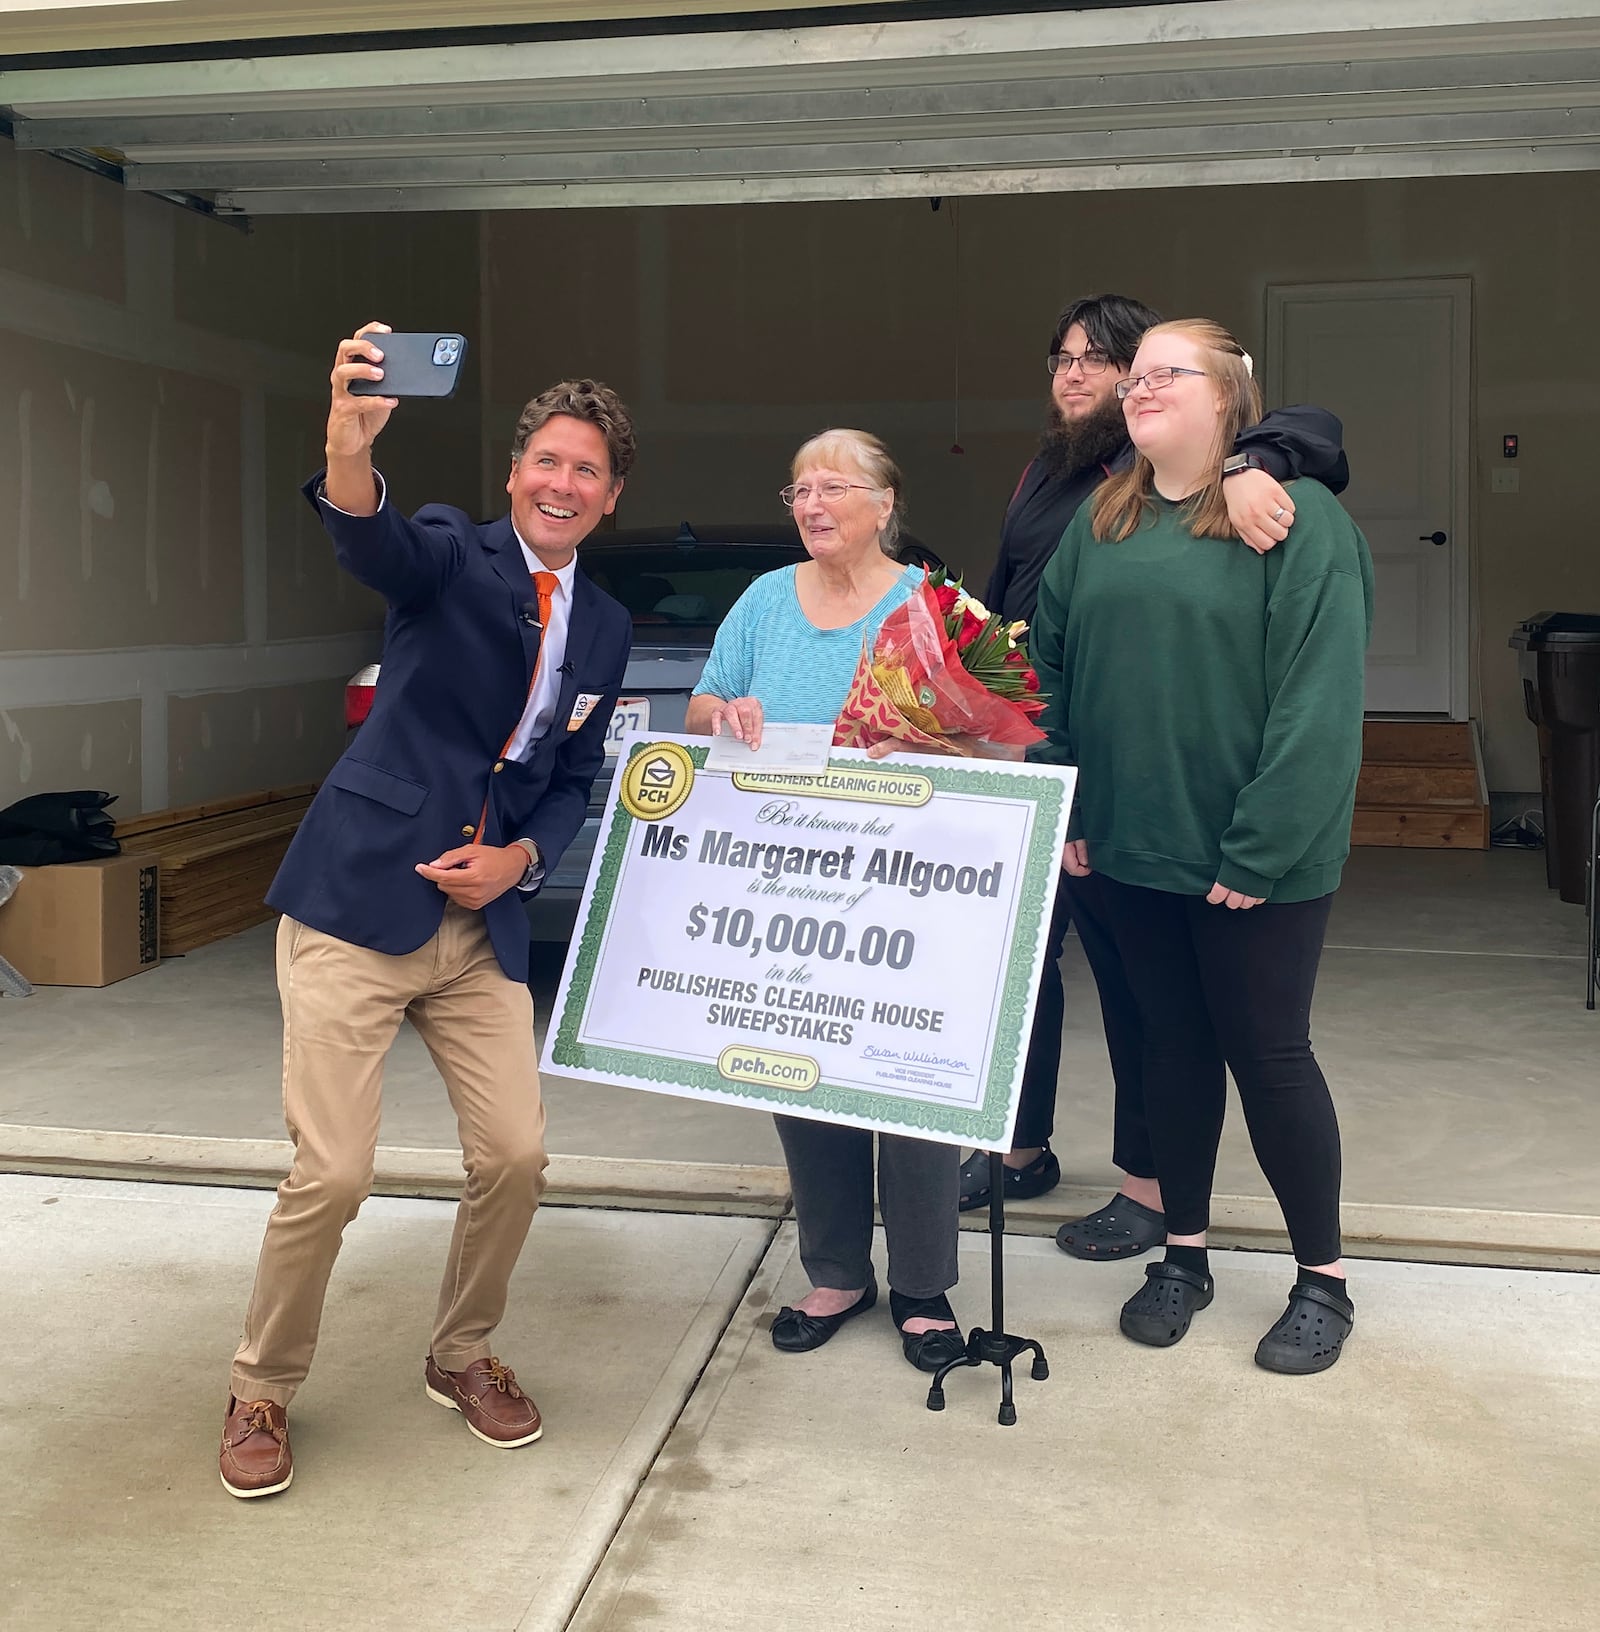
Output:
(618, 742), (695, 821)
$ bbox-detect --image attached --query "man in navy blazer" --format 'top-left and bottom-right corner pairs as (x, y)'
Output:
(220, 323), (634, 1500)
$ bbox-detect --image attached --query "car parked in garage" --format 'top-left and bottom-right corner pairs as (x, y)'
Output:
(344, 522), (945, 940)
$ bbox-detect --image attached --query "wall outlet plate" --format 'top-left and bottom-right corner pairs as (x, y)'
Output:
(1491, 469), (1520, 493)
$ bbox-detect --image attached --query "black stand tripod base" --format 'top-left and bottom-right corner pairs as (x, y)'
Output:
(926, 1329), (1049, 1426)
(925, 1150), (1048, 1425)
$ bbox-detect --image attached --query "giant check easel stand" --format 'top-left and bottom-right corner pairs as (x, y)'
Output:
(542, 735), (1076, 1424)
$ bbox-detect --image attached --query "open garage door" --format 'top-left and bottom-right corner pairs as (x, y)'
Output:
(2, 1), (1599, 216)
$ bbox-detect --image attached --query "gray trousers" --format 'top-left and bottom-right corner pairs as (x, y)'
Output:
(774, 1115), (959, 1300)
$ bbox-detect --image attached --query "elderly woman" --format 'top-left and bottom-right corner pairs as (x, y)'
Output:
(1031, 320), (1373, 1375)
(683, 429), (965, 1374)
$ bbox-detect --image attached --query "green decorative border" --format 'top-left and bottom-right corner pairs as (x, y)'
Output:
(552, 742), (1065, 1144)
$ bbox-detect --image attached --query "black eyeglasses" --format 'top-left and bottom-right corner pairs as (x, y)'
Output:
(1114, 366), (1207, 401)
(1047, 347), (1113, 377)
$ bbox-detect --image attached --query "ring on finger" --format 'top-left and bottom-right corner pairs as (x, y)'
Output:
(1271, 504), (1286, 521)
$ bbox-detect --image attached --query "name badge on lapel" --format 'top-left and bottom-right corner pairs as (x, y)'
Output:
(567, 693), (604, 732)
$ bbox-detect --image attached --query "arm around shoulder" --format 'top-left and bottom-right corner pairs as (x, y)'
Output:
(1236, 404), (1349, 494)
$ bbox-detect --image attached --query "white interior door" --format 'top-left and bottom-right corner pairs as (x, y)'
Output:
(1267, 280), (1470, 716)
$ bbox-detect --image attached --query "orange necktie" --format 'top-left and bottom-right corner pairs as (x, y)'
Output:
(529, 570), (558, 646)
(474, 570), (562, 844)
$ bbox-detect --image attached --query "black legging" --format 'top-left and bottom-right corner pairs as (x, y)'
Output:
(1086, 873), (1343, 1267)
(1011, 877), (1155, 1180)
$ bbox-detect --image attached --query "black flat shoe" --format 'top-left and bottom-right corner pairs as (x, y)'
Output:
(889, 1290), (968, 1373)
(771, 1277), (878, 1353)
(957, 1145), (1061, 1212)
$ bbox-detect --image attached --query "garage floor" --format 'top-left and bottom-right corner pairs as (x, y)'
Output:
(0, 1173), (774, 1632)
(4, 1177), (1596, 1632)
(2, 848), (1593, 1225)
(575, 1227), (1600, 1632)
(4, 849), (1595, 1628)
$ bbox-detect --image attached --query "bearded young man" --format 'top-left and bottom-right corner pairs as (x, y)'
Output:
(960, 294), (1349, 1261)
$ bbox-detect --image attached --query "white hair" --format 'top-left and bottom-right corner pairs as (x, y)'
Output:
(790, 427), (906, 555)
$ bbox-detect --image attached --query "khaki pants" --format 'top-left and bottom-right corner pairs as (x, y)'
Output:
(230, 905), (548, 1407)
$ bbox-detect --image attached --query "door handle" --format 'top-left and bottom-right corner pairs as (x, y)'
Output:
(1419, 530), (1448, 546)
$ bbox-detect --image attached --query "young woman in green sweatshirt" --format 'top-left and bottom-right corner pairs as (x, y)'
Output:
(1030, 319), (1374, 1374)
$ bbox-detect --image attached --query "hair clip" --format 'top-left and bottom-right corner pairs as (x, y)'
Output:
(1240, 350), (1254, 377)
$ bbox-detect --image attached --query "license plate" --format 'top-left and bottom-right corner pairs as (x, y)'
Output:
(605, 697), (650, 754)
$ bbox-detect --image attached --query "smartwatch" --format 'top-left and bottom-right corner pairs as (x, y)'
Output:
(1221, 452), (1270, 478)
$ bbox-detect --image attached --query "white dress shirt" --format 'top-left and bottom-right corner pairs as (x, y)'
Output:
(321, 473), (575, 763)
(503, 527), (576, 762)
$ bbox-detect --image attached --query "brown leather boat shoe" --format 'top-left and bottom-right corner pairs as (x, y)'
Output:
(425, 1355), (543, 1448)
(219, 1396), (293, 1499)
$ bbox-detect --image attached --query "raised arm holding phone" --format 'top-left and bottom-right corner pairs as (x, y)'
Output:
(218, 322), (636, 1501)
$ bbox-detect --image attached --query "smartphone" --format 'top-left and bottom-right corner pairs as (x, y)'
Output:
(348, 332), (468, 399)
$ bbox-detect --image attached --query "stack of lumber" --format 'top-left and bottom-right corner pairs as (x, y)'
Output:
(1352, 721), (1490, 850)
(115, 784), (315, 955)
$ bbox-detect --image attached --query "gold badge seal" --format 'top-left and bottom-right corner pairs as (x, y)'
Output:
(619, 741), (695, 821)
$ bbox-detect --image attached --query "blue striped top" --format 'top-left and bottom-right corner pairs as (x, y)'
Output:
(693, 563), (923, 725)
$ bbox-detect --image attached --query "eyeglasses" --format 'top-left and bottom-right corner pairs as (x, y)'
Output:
(1114, 366), (1208, 401)
(779, 480), (882, 508)
(1047, 347), (1113, 377)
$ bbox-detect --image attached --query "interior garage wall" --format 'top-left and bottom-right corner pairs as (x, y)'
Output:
(482, 172), (1600, 794)
(0, 132), (483, 817)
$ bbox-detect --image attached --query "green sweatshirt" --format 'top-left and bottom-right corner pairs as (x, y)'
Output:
(1029, 480), (1374, 903)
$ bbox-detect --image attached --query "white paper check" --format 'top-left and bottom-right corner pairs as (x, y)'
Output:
(704, 721), (835, 774)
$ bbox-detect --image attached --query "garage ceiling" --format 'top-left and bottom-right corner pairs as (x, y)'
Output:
(0, 0), (932, 54)
(3, 0), (1599, 215)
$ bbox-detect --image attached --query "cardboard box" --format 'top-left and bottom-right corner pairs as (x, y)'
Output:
(0, 855), (160, 986)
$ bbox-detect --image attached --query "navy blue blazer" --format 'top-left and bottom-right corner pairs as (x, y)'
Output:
(267, 473), (632, 983)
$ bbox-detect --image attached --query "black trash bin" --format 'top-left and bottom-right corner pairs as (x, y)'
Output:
(1509, 612), (1600, 905)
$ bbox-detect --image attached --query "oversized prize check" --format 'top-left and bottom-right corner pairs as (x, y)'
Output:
(541, 733), (1077, 1151)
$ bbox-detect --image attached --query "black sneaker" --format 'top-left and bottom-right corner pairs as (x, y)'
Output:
(957, 1146), (1061, 1212)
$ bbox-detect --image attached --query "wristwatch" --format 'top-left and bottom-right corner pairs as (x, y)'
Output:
(1221, 452), (1270, 478)
(513, 838), (542, 888)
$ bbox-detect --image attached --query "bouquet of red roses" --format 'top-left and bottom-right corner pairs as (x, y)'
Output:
(833, 568), (1046, 757)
